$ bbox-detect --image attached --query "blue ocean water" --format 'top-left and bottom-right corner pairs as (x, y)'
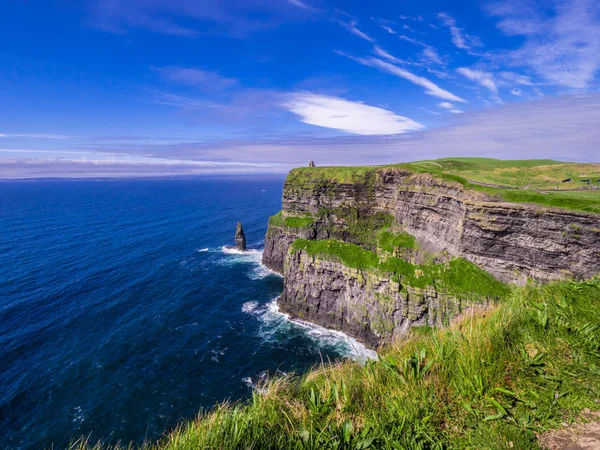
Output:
(0, 177), (374, 450)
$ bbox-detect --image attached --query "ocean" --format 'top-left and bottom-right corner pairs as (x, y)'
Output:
(0, 177), (375, 449)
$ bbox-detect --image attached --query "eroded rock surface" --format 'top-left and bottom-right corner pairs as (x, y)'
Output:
(280, 250), (492, 348)
(262, 167), (600, 347)
(264, 169), (600, 283)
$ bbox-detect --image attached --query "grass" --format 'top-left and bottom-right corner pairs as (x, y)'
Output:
(409, 158), (600, 190)
(291, 239), (509, 300)
(71, 279), (600, 449)
(285, 158), (600, 214)
(269, 211), (315, 229)
(376, 230), (418, 254)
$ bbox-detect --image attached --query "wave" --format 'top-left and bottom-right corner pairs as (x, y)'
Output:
(219, 246), (282, 280)
(197, 248), (209, 253)
(246, 298), (377, 364)
(241, 301), (260, 315)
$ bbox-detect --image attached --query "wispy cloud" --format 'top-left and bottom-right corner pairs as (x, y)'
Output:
(438, 102), (463, 114)
(486, 0), (600, 89)
(154, 67), (238, 90)
(348, 55), (467, 103)
(0, 133), (71, 140)
(437, 12), (482, 51)
(288, 0), (317, 11)
(422, 48), (443, 65)
(457, 68), (498, 94)
(498, 71), (534, 87)
(380, 25), (396, 34)
(373, 46), (410, 65)
(397, 35), (444, 66)
(153, 92), (222, 109)
(400, 15), (423, 22)
(281, 92), (423, 135)
(338, 20), (374, 42)
(87, 0), (303, 37)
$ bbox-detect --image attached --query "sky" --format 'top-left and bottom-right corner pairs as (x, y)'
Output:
(1, 0), (600, 178)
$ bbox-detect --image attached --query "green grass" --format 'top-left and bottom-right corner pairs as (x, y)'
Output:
(269, 211), (315, 229)
(285, 158), (600, 214)
(287, 165), (380, 184)
(376, 230), (418, 254)
(292, 239), (509, 300)
(408, 158), (600, 190)
(71, 279), (600, 449)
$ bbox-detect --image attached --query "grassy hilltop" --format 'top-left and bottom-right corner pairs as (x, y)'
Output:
(287, 158), (600, 214)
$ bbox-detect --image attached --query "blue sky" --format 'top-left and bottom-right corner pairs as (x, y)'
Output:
(1, 0), (600, 177)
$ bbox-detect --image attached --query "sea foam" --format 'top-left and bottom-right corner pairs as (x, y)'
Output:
(245, 298), (378, 364)
(219, 246), (282, 280)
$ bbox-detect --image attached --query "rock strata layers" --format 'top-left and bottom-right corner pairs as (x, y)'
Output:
(264, 169), (600, 283)
(263, 167), (600, 348)
(280, 250), (491, 348)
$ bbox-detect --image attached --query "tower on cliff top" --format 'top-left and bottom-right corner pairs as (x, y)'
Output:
(309, 161), (315, 168)
(235, 222), (247, 251)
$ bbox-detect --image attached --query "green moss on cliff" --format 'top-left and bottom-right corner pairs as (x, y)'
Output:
(322, 209), (394, 249)
(268, 211), (314, 229)
(291, 239), (509, 300)
(376, 230), (417, 253)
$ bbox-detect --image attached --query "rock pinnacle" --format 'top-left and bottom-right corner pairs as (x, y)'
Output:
(235, 222), (247, 251)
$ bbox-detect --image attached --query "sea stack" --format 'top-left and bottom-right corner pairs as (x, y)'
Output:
(235, 222), (247, 251)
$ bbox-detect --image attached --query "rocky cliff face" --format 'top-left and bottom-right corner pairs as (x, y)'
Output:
(265, 169), (600, 283)
(280, 250), (491, 348)
(263, 167), (600, 348)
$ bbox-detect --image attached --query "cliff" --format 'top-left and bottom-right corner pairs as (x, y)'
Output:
(263, 160), (600, 348)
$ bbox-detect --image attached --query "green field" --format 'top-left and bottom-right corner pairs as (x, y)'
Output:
(408, 158), (600, 190)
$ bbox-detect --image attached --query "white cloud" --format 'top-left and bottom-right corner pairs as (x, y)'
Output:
(380, 25), (396, 34)
(0, 133), (71, 140)
(499, 71), (534, 86)
(422, 48), (443, 65)
(288, 0), (315, 10)
(12, 94), (600, 178)
(438, 102), (463, 113)
(457, 67), (498, 94)
(352, 56), (467, 103)
(373, 46), (406, 64)
(154, 66), (238, 90)
(486, 0), (600, 89)
(153, 92), (221, 109)
(437, 12), (482, 51)
(338, 20), (374, 42)
(399, 34), (426, 47)
(511, 88), (523, 96)
(281, 92), (424, 135)
(398, 35), (444, 66)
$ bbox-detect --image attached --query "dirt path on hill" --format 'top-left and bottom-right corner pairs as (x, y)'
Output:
(539, 411), (600, 449)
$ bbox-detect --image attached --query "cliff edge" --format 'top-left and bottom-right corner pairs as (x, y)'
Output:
(263, 158), (600, 348)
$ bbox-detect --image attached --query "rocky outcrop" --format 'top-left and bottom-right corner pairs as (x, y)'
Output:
(235, 222), (247, 251)
(280, 250), (491, 348)
(264, 169), (600, 283)
(263, 166), (600, 348)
